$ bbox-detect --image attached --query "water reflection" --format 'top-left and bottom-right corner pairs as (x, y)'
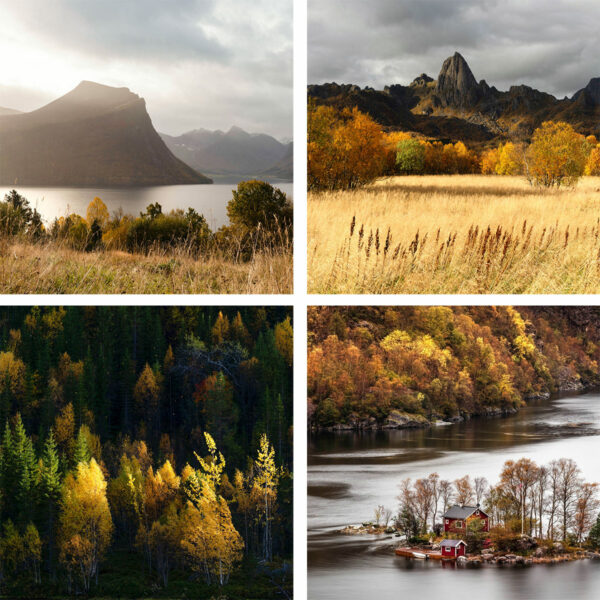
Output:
(0, 183), (293, 231)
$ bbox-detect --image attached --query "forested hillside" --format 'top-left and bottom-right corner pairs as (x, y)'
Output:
(308, 306), (600, 429)
(0, 306), (293, 598)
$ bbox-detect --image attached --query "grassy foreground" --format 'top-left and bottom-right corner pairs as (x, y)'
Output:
(0, 240), (291, 294)
(308, 174), (600, 294)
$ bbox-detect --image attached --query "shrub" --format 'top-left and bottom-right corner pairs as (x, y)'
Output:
(125, 206), (211, 253)
(396, 138), (425, 174)
(227, 180), (292, 234)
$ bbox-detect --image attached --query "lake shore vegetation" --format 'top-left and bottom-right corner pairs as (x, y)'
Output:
(0, 181), (292, 294)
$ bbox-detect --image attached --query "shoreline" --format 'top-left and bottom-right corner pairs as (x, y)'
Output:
(310, 384), (597, 433)
(338, 526), (600, 566)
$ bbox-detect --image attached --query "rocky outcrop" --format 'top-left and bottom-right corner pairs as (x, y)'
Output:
(573, 77), (600, 105)
(410, 73), (433, 87)
(383, 410), (430, 429)
(436, 52), (484, 107)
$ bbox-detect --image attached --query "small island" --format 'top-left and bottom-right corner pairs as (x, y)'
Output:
(340, 456), (600, 568)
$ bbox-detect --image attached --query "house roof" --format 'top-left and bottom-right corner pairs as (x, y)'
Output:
(442, 505), (486, 519)
(441, 539), (467, 548)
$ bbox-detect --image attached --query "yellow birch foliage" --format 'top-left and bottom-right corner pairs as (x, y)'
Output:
(58, 459), (113, 590)
(86, 197), (110, 230)
(585, 145), (600, 176)
(496, 142), (523, 175)
(526, 121), (590, 187)
(274, 316), (293, 366)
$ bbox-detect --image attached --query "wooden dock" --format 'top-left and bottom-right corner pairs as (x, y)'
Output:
(395, 547), (450, 561)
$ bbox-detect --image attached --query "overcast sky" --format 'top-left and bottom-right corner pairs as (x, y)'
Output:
(309, 0), (600, 99)
(0, 0), (292, 139)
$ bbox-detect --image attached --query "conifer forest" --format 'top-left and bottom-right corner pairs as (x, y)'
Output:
(0, 306), (293, 598)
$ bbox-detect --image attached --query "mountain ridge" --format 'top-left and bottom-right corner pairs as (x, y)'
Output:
(0, 81), (211, 187)
(308, 52), (600, 145)
(161, 125), (293, 181)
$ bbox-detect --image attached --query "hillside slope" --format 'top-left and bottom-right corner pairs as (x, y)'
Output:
(308, 306), (600, 429)
(0, 81), (211, 186)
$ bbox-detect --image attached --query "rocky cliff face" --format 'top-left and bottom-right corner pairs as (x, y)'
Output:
(0, 82), (211, 187)
(436, 52), (482, 107)
(573, 77), (600, 105)
(308, 52), (600, 145)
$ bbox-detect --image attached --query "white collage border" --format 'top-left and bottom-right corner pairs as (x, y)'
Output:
(4, 2), (600, 599)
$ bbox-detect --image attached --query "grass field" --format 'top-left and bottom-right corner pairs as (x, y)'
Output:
(308, 174), (600, 294)
(0, 240), (292, 294)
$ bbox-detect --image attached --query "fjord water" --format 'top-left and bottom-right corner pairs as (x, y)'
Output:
(1, 183), (293, 230)
(308, 393), (600, 600)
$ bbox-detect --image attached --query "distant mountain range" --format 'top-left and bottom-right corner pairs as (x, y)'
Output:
(308, 52), (600, 146)
(0, 82), (211, 186)
(161, 126), (293, 182)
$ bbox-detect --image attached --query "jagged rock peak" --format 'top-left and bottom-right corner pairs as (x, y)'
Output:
(573, 77), (600, 105)
(436, 52), (481, 106)
(411, 73), (433, 87)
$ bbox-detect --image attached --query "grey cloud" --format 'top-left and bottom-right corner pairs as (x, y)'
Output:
(14, 0), (229, 62)
(309, 0), (600, 99)
(2, 0), (292, 138)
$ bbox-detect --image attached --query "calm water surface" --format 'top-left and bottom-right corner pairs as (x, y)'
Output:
(0, 183), (293, 231)
(308, 393), (600, 600)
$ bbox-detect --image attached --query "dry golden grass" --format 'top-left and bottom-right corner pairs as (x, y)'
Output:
(0, 239), (291, 294)
(308, 174), (600, 294)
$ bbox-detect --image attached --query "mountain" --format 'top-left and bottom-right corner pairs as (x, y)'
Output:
(0, 81), (211, 186)
(260, 142), (293, 179)
(161, 126), (293, 182)
(0, 107), (22, 116)
(308, 52), (600, 146)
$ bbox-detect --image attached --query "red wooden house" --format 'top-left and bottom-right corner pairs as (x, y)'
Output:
(442, 504), (489, 534)
(440, 539), (467, 558)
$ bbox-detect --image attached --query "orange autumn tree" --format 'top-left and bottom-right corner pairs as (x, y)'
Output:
(308, 103), (387, 190)
(86, 197), (110, 230)
(526, 121), (591, 187)
(480, 147), (500, 174)
(585, 144), (600, 175)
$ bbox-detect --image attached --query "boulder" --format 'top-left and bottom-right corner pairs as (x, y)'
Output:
(383, 410), (429, 429)
(516, 535), (537, 551)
